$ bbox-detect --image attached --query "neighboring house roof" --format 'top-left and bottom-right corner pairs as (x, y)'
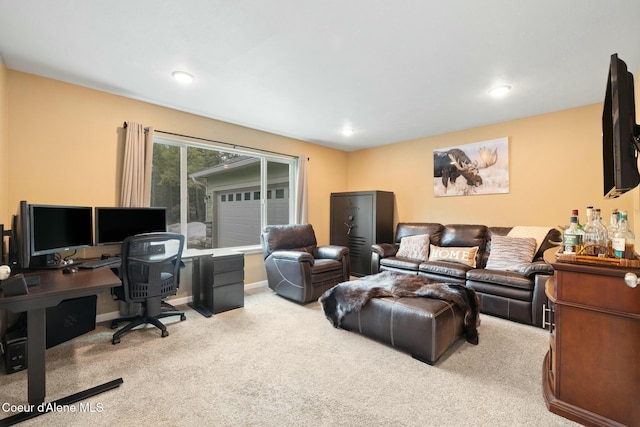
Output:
(189, 156), (258, 179)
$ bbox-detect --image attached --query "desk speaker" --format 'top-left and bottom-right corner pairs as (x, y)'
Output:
(1, 274), (29, 297)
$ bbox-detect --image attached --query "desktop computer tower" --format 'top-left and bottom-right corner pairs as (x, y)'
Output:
(1, 295), (97, 374)
(2, 329), (27, 374)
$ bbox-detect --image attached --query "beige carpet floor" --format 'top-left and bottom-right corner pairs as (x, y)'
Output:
(0, 286), (579, 426)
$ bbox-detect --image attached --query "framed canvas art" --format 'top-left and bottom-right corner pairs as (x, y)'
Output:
(433, 137), (509, 197)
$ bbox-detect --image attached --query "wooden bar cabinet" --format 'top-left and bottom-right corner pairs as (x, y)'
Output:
(543, 260), (639, 427)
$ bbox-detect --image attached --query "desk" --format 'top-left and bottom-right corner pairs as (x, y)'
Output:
(0, 268), (123, 426)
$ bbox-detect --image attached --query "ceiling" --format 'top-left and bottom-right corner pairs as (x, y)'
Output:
(1, 1), (639, 152)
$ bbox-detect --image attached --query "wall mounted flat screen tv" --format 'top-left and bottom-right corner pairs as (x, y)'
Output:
(29, 204), (93, 256)
(603, 53), (640, 199)
(94, 207), (168, 245)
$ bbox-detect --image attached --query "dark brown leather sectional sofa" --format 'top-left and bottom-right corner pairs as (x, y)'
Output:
(371, 223), (561, 327)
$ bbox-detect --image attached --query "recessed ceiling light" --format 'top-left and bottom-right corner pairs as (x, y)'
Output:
(489, 85), (511, 97)
(171, 70), (195, 84)
(342, 128), (355, 136)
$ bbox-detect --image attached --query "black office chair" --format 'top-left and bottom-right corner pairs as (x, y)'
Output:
(110, 232), (186, 344)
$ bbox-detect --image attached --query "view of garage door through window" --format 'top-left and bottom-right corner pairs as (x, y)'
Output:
(151, 140), (294, 249)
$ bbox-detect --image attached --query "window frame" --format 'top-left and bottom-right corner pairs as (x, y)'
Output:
(152, 135), (298, 251)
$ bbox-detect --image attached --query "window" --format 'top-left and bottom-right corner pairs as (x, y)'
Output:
(151, 136), (296, 250)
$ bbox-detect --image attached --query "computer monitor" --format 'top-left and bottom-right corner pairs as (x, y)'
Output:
(94, 207), (168, 245)
(29, 204), (93, 257)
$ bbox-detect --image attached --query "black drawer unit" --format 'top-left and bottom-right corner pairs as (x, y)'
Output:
(189, 252), (244, 317)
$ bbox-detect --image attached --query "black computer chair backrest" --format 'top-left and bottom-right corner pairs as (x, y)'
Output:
(120, 232), (185, 304)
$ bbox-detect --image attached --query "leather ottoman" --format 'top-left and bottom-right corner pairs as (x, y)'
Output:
(340, 295), (464, 365)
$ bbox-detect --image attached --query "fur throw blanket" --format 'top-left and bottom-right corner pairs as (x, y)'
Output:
(319, 271), (480, 345)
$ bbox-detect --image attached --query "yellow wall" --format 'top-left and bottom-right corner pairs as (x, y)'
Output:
(0, 60), (9, 329)
(3, 66), (640, 317)
(6, 71), (349, 245)
(0, 58), (9, 282)
(0, 59), (8, 227)
(347, 104), (636, 229)
(5, 70), (349, 314)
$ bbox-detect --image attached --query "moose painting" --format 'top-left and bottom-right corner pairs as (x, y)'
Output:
(433, 137), (509, 197)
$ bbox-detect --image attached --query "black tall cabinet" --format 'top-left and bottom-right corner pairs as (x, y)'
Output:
(330, 191), (394, 276)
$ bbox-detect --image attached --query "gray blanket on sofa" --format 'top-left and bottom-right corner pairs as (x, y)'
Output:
(319, 271), (480, 344)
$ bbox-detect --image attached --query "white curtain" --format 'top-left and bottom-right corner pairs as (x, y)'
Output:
(296, 155), (309, 224)
(120, 122), (154, 207)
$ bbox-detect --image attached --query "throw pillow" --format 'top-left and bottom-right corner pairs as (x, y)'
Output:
(396, 234), (430, 261)
(428, 245), (479, 267)
(485, 235), (537, 271)
(507, 226), (553, 253)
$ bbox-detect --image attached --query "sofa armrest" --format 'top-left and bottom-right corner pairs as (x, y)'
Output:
(371, 243), (397, 274)
(520, 261), (554, 278)
(314, 245), (349, 261)
(372, 243), (397, 258)
(270, 250), (315, 265)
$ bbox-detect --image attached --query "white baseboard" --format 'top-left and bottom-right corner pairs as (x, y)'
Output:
(95, 280), (269, 324)
(245, 280), (268, 290)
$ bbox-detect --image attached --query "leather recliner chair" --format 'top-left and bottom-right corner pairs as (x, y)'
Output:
(260, 224), (350, 303)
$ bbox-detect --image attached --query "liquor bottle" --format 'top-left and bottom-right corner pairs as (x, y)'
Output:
(594, 208), (607, 230)
(571, 209), (583, 229)
(594, 208), (609, 245)
(563, 215), (585, 255)
(612, 211), (635, 259)
(583, 207), (595, 255)
(583, 207), (607, 256)
(590, 208), (609, 256)
(607, 208), (619, 250)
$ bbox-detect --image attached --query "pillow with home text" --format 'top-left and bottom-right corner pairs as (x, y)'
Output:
(428, 245), (478, 267)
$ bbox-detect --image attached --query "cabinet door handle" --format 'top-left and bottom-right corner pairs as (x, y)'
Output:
(623, 272), (640, 288)
(344, 222), (355, 235)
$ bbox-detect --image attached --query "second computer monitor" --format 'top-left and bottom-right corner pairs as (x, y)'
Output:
(94, 207), (168, 245)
